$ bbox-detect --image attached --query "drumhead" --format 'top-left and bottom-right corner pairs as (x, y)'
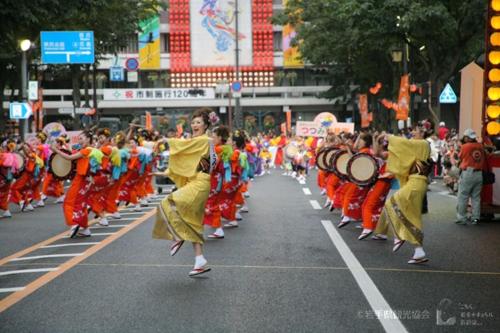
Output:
(50, 154), (73, 179)
(332, 150), (351, 178)
(285, 145), (299, 159)
(323, 149), (338, 172)
(348, 153), (378, 186)
(316, 149), (329, 171)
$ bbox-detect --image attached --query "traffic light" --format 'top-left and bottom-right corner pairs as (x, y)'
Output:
(485, 0), (500, 136)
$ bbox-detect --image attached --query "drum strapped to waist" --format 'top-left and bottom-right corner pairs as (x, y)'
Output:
(347, 153), (379, 186)
(11, 153), (25, 178)
(316, 147), (338, 172)
(284, 144), (299, 160)
(49, 149), (76, 181)
(331, 150), (351, 179)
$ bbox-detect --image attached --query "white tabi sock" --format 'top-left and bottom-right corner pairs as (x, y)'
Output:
(413, 246), (426, 259)
(195, 255), (207, 269)
(214, 228), (224, 237)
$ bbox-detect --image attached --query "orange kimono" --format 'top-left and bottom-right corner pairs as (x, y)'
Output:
(220, 150), (242, 221)
(88, 145), (113, 215)
(118, 149), (140, 204)
(63, 148), (92, 227)
(203, 145), (225, 228)
(9, 154), (42, 204)
(341, 148), (372, 220)
(361, 163), (392, 230)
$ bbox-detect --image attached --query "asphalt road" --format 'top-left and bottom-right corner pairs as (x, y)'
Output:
(0, 171), (499, 333)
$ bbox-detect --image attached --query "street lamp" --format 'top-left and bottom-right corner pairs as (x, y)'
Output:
(19, 39), (31, 139)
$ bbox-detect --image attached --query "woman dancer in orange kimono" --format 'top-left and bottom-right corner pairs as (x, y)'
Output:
(42, 134), (68, 204)
(118, 137), (142, 212)
(9, 142), (44, 212)
(51, 130), (94, 238)
(87, 128), (114, 226)
(203, 125), (231, 239)
(358, 134), (393, 240)
(338, 133), (373, 228)
(0, 140), (18, 218)
(102, 132), (129, 220)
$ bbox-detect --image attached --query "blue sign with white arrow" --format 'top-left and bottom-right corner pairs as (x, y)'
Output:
(9, 102), (32, 119)
(41, 31), (95, 64)
(110, 67), (124, 81)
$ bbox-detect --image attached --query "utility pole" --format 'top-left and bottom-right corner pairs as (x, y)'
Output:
(20, 47), (29, 139)
(234, 0), (242, 129)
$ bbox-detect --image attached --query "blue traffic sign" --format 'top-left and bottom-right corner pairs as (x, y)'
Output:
(439, 83), (457, 104)
(125, 58), (139, 71)
(231, 81), (242, 92)
(41, 31), (95, 64)
(110, 67), (124, 81)
(9, 102), (32, 119)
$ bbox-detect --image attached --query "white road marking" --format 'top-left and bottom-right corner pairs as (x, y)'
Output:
(105, 218), (136, 221)
(62, 232), (116, 239)
(0, 287), (25, 293)
(303, 188), (312, 195)
(41, 242), (100, 248)
(0, 268), (58, 276)
(118, 212), (150, 216)
(120, 207), (155, 212)
(299, 179), (306, 185)
(309, 200), (321, 210)
(321, 220), (408, 333)
(91, 225), (128, 229)
(9, 254), (84, 262)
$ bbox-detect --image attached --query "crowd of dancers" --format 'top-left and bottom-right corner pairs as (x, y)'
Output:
(0, 108), (287, 276)
(280, 127), (433, 265)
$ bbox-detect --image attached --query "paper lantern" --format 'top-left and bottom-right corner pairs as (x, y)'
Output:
(487, 121), (500, 135)
(489, 87), (500, 100)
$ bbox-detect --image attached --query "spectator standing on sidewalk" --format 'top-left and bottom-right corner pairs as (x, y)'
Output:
(456, 129), (485, 225)
(438, 122), (449, 140)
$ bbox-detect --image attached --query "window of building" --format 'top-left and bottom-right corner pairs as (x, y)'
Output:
(119, 35), (138, 54)
(161, 33), (170, 53)
(273, 31), (282, 51)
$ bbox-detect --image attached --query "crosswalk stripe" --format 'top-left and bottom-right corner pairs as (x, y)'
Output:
(41, 243), (100, 248)
(0, 268), (58, 276)
(9, 254), (84, 262)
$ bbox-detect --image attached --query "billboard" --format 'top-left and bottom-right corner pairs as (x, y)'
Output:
(139, 16), (161, 69)
(190, 0), (253, 67)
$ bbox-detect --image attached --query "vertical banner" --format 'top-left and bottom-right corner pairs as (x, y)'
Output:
(396, 75), (410, 121)
(139, 16), (160, 70)
(176, 123), (184, 137)
(281, 122), (287, 136)
(283, 24), (303, 68)
(145, 111), (153, 131)
(285, 111), (292, 133)
(283, 0), (303, 68)
(358, 94), (372, 128)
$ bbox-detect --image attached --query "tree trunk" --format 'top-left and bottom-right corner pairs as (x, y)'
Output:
(0, 65), (7, 133)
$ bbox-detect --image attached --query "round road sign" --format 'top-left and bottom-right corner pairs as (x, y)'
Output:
(231, 81), (242, 92)
(125, 58), (139, 71)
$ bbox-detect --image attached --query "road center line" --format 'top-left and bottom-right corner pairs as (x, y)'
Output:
(309, 200), (321, 210)
(303, 188), (312, 195)
(321, 220), (408, 333)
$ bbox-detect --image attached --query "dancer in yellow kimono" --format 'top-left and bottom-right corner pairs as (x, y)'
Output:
(375, 127), (432, 264)
(153, 108), (215, 277)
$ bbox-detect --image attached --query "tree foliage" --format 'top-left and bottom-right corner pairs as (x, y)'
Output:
(0, 0), (165, 131)
(275, 0), (486, 116)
